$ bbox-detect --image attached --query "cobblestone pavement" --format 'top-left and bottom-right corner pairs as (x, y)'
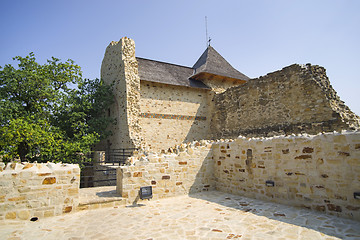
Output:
(1, 191), (359, 240)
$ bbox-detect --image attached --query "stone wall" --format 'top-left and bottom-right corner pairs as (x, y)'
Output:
(0, 162), (80, 221)
(98, 37), (143, 150)
(213, 131), (360, 220)
(140, 81), (211, 152)
(117, 132), (360, 220)
(211, 64), (360, 139)
(116, 140), (215, 204)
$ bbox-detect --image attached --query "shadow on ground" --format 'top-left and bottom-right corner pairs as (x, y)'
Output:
(188, 191), (360, 239)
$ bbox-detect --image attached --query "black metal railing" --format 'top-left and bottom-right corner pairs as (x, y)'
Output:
(106, 148), (138, 165)
(79, 148), (138, 188)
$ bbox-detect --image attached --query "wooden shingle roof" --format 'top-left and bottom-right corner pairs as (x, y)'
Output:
(136, 57), (210, 89)
(192, 46), (250, 81)
(136, 46), (249, 89)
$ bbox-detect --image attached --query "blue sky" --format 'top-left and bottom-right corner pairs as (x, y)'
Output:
(1, 0), (359, 114)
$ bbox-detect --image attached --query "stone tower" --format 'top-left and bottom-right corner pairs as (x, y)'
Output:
(100, 37), (143, 150)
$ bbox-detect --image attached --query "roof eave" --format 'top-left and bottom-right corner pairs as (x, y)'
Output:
(191, 71), (249, 83)
(140, 78), (211, 90)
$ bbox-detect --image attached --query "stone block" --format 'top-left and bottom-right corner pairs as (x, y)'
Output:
(333, 135), (346, 143)
(67, 188), (79, 196)
(347, 158), (360, 166)
(44, 210), (54, 217)
(19, 171), (33, 178)
(37, 173), (52, 177)
(295, 155), (312, 160)
(5, 211), (16, 219)
(338, 151), (350, 157)
(326, 159), (341, 165)
(302, 147), (314, 153)
(17, 210), (30, 220)
(122, 191), (129, 198)
(8, 196), (26, 202)
(133, 172), (142, 177)
(327, 204), (342, 212)
(42, 177), (56, 185)
(346, 205), (360, 211)
(22, 163), (34, 169)
(63, 206), (73, 213)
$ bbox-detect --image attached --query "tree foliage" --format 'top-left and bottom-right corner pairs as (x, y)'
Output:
(0, 53), (114, 163)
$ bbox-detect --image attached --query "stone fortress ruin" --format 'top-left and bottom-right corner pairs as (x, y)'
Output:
(98, 37), (360, 220)
(1, 37), (359, 222)
(97, 37), (359, 152)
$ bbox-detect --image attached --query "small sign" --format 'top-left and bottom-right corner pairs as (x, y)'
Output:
(354, 192), (360, 199)
(265, 180), (275, 187)
(140, 186), (153, 200)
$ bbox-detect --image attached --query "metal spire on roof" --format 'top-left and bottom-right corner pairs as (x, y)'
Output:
(205, 16), (211, 47)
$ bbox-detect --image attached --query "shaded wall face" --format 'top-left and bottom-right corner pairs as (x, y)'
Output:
(213, 132), (360, 220)
(139, 81), (211, 152)
(211, 64), (358, 139)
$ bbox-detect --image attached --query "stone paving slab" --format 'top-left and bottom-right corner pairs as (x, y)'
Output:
(76, 186), (125, 211)
(1, 191), (360, 240)
(79, 186), (122, 205)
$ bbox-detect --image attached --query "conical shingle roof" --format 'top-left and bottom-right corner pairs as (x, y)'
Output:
(192, 46), (250, 81)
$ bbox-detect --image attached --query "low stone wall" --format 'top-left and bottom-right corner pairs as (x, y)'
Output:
(117, 131), (360, 220)
(0, 162), (80, 221)
(213, 131), (360, 220)
(117, 140), (215, 204)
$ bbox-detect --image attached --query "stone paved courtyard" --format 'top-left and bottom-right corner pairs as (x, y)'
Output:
(1, 191), (359, 240)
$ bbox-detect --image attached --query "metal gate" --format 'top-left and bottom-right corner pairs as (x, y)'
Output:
(79, 148), (137, 188)
(106, 148), (138, 165)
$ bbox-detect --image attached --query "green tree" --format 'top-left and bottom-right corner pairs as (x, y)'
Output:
(0, 53), (114, 163)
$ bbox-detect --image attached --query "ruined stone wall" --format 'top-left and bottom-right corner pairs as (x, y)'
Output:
(98, 37), (143, 150)
(213, 132), (360, 220)
(139, 81), (211, 152)
(211, 64), (360, 139)
(0, 162), (80, 221)
(116, 140), (215, 204)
